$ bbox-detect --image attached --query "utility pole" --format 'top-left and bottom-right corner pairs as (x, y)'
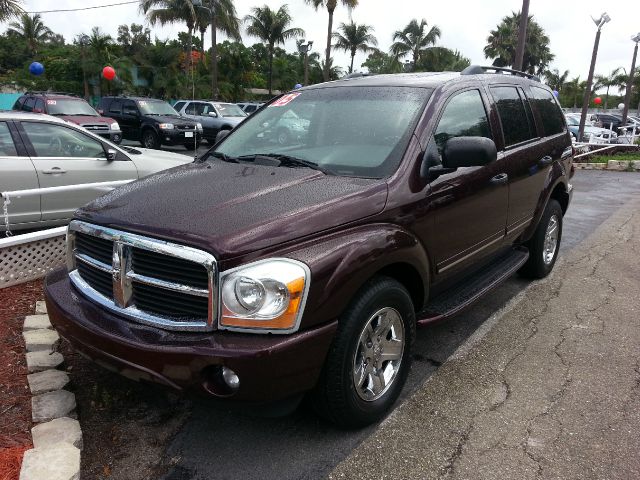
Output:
(297, 40), (313, 86)
(621, 33), (640, 126)
(578, 13), (611, 142)
(513, 0), (530, 72)
(79, 35), (90, 101)
(210, 0), (218, 100)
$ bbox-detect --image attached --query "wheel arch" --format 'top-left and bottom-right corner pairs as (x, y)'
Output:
(520, 168), (569, 243)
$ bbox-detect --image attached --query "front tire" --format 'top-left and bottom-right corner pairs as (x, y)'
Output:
(141, 129), (160, 149)
(519, 199), (563, 279)
(311, 276), (415, 428)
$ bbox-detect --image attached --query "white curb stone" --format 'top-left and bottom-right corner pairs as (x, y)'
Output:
(32, 417), (83, 450)
(27, 369), (70, 395)
(23, 315), (53, 331)
(35, 301), (48, 314)
(26, 351), (64, 373)
(32, 390), (76, 423)
(19, 443), (80, 480)
(23, 329), (60, 352)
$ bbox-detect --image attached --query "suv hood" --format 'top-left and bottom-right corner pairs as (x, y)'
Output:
(75, 161), (388, 259)
(152, 114), (198, 125)
(61, 115), (115, 126)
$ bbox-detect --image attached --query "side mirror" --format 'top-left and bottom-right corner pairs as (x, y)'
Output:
(215, 129), (230, 144)
(442, 137), (497, 169)
(208, 111), (218, 117)
(106, 148), (117, 161)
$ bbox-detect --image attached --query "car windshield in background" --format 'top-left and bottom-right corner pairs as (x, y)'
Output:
(215, 103), (247, 117)
(47, 99), (99, 116)
(138, 101), (178, 116)
(565, 116), (579, 126)
(215, 86), (431, 178)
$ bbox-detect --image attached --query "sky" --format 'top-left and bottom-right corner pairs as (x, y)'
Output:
(7, 0), (640, 87)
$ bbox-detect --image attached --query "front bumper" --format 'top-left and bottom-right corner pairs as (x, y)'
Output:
(161, 129), (202, 146)
(44, 268), (336, 402)
(96, 130), (122, 144)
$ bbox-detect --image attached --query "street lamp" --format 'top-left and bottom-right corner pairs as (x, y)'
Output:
(620, 33), (640, 125)
(192, 0), (218, 100)
(578, 12), (611, 141)
(79, 34), (90, 101)
(297, 39), (313, 86)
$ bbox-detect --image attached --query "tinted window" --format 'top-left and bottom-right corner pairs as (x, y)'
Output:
(173, 101), (186, 112)
(23, 97), (35, 112)
(13, 97), (25, 110)
(109, 100), (122, 114)
(185, 102), (200, 115)
(529, 87), (565, 136)
(491, 86), (535, 147)
(434, 89), (491, 152)
(34, 98), (45, 113)
(0, 122), (18, 156)
(22, 122), (105, 158)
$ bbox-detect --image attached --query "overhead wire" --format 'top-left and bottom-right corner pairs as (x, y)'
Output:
(26, 1), (138, 14)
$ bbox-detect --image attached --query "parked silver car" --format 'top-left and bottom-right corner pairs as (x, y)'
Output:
(173, 100), (247, 143)
(0, 112), (192, 232)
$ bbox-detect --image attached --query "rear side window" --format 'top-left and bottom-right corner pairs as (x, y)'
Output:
(173, 101), (186, 112)
(434, 89), (491, 153)
(109, 100), (122, 114)
(0, 122), (18, 156)
(34, 98), (45, 113)
(23, 97), (35, 112)
(491, 86), (535, 147)
(529, 87), (565, 136)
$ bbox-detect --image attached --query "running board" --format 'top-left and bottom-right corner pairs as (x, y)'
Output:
(417, 247), (529, 326)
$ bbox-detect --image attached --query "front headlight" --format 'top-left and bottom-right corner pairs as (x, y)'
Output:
(219, 258), (310, 333)
(196, 122), (203, 131)
(159, 123), (174, 130)
(110, 122), (120, 131)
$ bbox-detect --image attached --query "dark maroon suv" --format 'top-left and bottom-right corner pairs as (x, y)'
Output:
(45, 66), (574, 427)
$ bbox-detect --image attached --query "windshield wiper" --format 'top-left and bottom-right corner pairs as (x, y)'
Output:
(198, 151), (239, 164)
(244, 153), (331, 175)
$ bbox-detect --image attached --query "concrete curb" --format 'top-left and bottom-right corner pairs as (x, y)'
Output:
(575, 159), (640, 171)
(19, 301), (83, 480)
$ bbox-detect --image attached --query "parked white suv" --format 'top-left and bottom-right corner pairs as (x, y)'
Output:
(0, 112), (192, 232)
(172, 100), (246, 144)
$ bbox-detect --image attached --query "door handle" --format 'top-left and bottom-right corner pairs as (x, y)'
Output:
(490, 173), (508, 186)
(42, 167), (67, 174)
(538, 156), (553, 167)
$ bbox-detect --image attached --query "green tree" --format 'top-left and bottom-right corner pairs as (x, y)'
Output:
(361, 49), (402, 74)
(594, 69), (623, 109)
(7, 13), (53, 56)
(543, 68), (569, 92)
(305, 0), (358, 81)
(417, 47), (470, 72)
(390, 18), (441, 70)
(484, 11), (554, 75)
(244, 4), (304, 94)
(0, 0), (22, 22)
(331, 21), (377, 73)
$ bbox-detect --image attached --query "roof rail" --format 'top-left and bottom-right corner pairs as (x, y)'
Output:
(24, 91), (81, 98)
(461, 65), (541, 82)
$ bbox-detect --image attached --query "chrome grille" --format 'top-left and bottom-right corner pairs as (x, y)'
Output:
(67, 221), (217, 331)
(176, 124), (196, 130)
(82, 123), (110, 132)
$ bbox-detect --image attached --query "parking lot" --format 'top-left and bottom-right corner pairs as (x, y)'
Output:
(56, 169), (639, 480)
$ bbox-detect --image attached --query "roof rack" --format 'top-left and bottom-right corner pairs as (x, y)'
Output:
(461, 65), (541, 82)
(24, 91), (81, 98)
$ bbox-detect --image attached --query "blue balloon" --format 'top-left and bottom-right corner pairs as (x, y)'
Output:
(294, 83), (303, 89)
(552, 90), (559, 97)
(29, 62), (44, 76)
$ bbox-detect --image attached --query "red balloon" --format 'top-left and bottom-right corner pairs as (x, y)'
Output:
(102, 66), (116, 81)
(594, 97), (602, 105)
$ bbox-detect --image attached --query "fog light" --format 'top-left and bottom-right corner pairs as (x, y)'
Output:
(221, 366), (240, 390)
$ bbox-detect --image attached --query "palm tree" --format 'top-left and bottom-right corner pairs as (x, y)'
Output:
(193, 0), (241, 99)
(7, 13), (52, 56)
(305, 0), (358, 81)
(0, 0), (23, 22)
(320, 57), (342, 80)
(390, 19), (441, 70)
(244, 4), (304, 94)
(595, 68), (622, 109)
(331, 21), (377, 74)
(544, 68), (569, 92)
(140, 0), (197, 73)
(564, 76), (582, 108)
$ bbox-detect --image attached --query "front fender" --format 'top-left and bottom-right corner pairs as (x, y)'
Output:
(278, 223), (430, 330)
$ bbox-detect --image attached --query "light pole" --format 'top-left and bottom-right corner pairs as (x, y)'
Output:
(79, 34), (90, 101)
(621, 33), (640, 125)
(513, 0), (530, 72)
(192, 0), (218, 100)
(578, 12), (611, 142)
(297, 39), (313, 86)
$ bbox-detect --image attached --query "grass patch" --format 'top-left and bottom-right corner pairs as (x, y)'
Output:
(589, 151), (640, 163)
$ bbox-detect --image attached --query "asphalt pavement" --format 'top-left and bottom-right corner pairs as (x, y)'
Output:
(157, 171), (640, 480)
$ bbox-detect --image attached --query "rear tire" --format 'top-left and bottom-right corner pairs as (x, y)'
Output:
(311, 276), (415, 428)
(141, 129), (160, 149)
(519, 199), (563, 279)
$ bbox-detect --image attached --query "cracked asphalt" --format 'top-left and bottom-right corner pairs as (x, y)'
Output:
(329, 182), (640, 479)
(156, 171), (640, 480)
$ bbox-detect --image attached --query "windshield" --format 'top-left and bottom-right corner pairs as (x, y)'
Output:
(215, 86), (431, 178)
(46, 99), (99, 116)
(565, 116), (579, 126)
(215, 103), (246, 117)
(137, 101), (178, 116)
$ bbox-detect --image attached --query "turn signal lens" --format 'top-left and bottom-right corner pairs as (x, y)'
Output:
(219, 259), (310, 333)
